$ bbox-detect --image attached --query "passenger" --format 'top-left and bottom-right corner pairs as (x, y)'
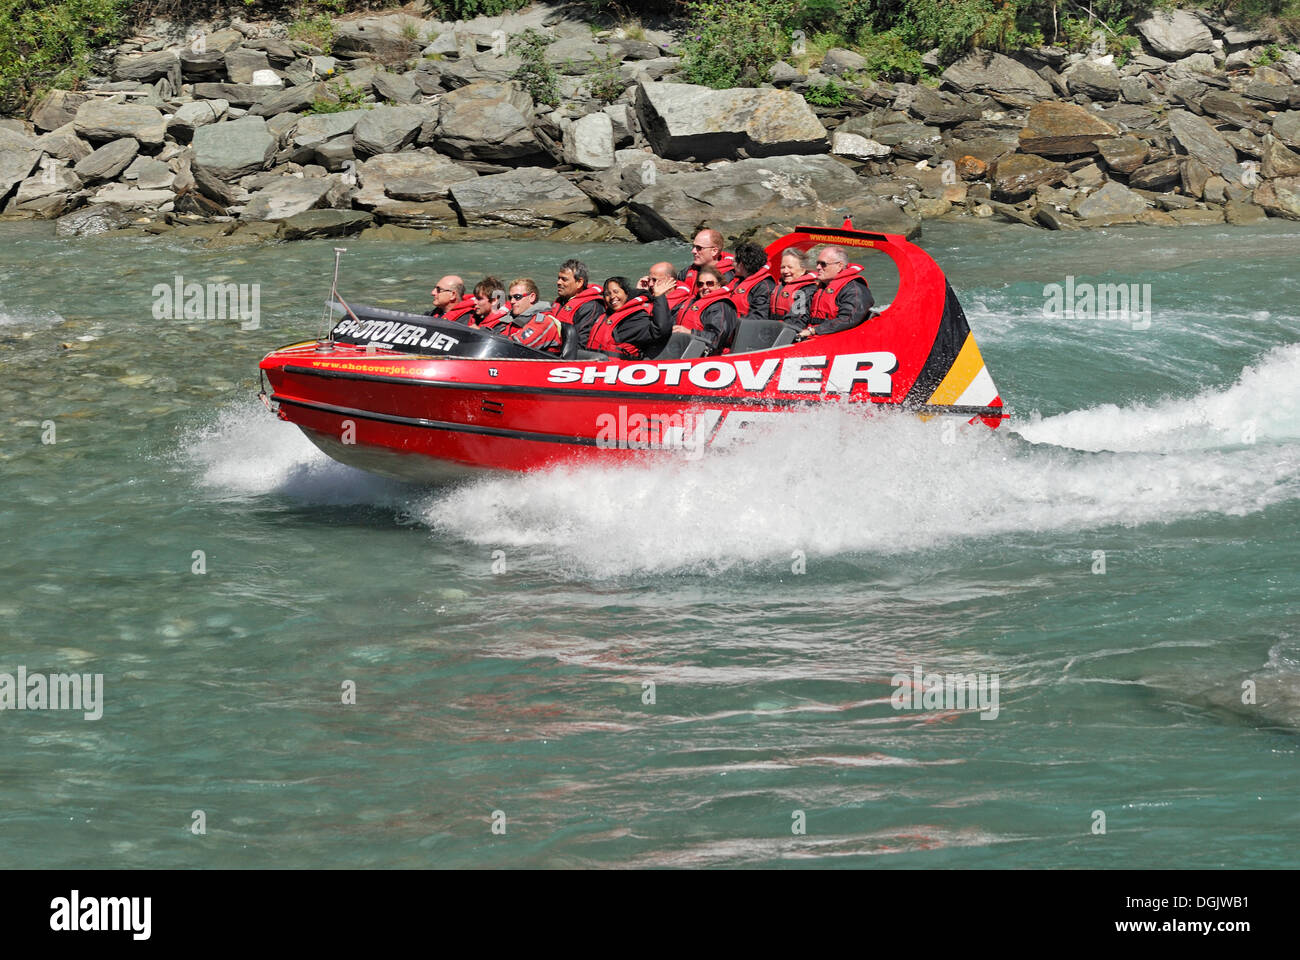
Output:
(502, 277), (551, 331)
(424, 274), (476, 322)
(551, 258), (606, 345)
(509, 308), (566, 354)
(636, 262), (691, 317)
(680, 228), (735, 295)
(672, 264), (738, 355)
(470, 276), (512, 331)
(586, 275), (675, 360)
(729, 241), (776, 322)
(793, 245), (874, 340)
(769, 249), (817, 325)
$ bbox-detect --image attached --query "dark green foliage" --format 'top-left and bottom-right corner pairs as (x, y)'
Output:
(678, 0), (791, 89)
(510, 27), (560, 107)
(0, 0), (129, 111)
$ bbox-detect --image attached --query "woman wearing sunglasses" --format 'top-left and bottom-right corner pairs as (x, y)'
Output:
(671, 265), (738, 355)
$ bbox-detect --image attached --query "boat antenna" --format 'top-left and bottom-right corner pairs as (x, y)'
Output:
(323, 247), (347, 340)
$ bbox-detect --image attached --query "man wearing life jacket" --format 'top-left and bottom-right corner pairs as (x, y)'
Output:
(551, 258), (606, 345)
(502, 277), (551, 332)
(729, 242), (776, 322)
(794, 245), (874, 340)
(469, 276), (512, 331)
(586, 276), (675, 360)
(672, 264), (738, 355)
(680, 228), (736, 295)
(636, 262), (692, 317)
(424, 275), (476, 321)
(769, 248), (817, 325)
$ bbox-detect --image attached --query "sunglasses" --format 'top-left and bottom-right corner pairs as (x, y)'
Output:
(692, 244), (716, 251)
(508, 293), (529, 301)
(815, 260), (843, 269)
(433, 285), (455, 294)
(699, 280), (719, 288)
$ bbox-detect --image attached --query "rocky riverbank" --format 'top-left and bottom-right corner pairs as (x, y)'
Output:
(1, 4), (1298, 246)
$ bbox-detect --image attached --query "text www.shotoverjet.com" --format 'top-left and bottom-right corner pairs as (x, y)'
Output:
(1114, 919), (1251, 934)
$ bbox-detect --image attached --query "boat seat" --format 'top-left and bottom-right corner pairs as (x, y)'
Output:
(576, 348), (609, 360)
(680, 337), (710, 359)
(730, 318), (798, 354)
(559, 320), (578, 360)
(652, 331), (691, 360)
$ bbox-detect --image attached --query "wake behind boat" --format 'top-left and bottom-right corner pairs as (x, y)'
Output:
(258, 223), (1006, 482)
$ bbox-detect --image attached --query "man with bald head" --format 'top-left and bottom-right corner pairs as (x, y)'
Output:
(425, 274), (477, 322)
(637, 261), (692, 317)
(793, 244), (874, 340)
(680, 228), (735, 295)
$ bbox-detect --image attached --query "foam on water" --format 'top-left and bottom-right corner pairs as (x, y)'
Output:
(1015, 342), (1300, 452)
(185, 348), (1300, 576)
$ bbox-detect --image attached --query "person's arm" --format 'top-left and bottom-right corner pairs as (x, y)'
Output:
(698, 300), (737, 354)
(747, 276), (774, 322)
(615, 298), (672, 358)
(802, 280), (873, 338)
(574, 300), (603, 346)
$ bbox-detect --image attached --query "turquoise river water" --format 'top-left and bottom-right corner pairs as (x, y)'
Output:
(1, 219), (1297, 868)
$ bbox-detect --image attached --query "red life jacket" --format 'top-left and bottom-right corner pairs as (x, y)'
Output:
(551, 284), (604, 325)
(509, 312), (564, 354)
(809, 264), (867, 321)
(769, 272), (818, 319)
(683, 252), (736, 295)
(587, 295), (653, 357)
(664, 281), (692, 316)
(730, 264), (773, 317)
(441, 294), (479, 324)
(675, 286), (735, 333)
(474, 305), (512, 331)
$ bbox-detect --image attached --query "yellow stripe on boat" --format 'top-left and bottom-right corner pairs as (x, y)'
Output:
(927, 333), (990, 407)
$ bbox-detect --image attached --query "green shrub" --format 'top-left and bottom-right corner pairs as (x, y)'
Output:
(304, 77), (366, 114)
(0, 0), (130, 112)
(583, 52), (627, 103)
(858, 28), (928, 79)
(424, 0), (529, 17)
(679, 0), (794, 89)
(288, 12), (336, 53)
(803, 78), (848, 105)
(509, 28), (559, 107)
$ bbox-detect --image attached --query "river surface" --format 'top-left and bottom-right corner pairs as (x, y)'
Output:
(1, 219), (1297, 868)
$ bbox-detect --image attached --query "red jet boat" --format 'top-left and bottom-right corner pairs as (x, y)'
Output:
(259, 223), (1006, 481)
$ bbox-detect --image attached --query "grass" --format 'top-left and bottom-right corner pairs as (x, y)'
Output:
(288, 13), (335, 54)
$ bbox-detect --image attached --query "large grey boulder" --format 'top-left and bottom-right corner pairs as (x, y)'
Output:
(114, 51), (181, 87)
(373, 70), (421, 104)
(1167, 109), (1237, 174)
(432, 82), (546, 161)
(822, 48), (868, 77)
(438, 53), (522, 89)
(73, 137), (140, 183)
(333, 18), (422, 63)
(1137, 11), (1214, 58)
(72, 101), (166, 145)
(0, 129), (41, 203)
(191, 116), (276, 203)
(1064, 60), (1122, 101)
(241, 176), (333, 221)
(12, 166), (82, 204)
(353, 104), (429, 156)
(33, 123), (92, 162)
(1261, 134), (1300, 178)
(1254, 176), (1300, 219)
(250, 82), (329, 117)
(31, 90), (92, 132)
(169, 100), (228, 141)
(941, 51), (1054, 99)
(180, 49), (227, 81)
(192, 82), (275, 107)
(563, 112), (615, 170)
(55, 203), (134, 237)
(544, 36), (608, 74)
(353, 150), (478, 208)
(1274, 111), (1300, 149)
(626, 154), (919, 240)
(278, 209), (373, 240)
(990, 153), (1067, 201)
(1096, 136), (1149, 174)
(226, 48), (271, 84)
(449, 167), (596, 228)
(1075, 181), (1148, 219)
(1018, 101), (1119, 156)
(293, 110), (370, 148)
(635, 80), (827, 161)
(87, 184), (174, 210)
